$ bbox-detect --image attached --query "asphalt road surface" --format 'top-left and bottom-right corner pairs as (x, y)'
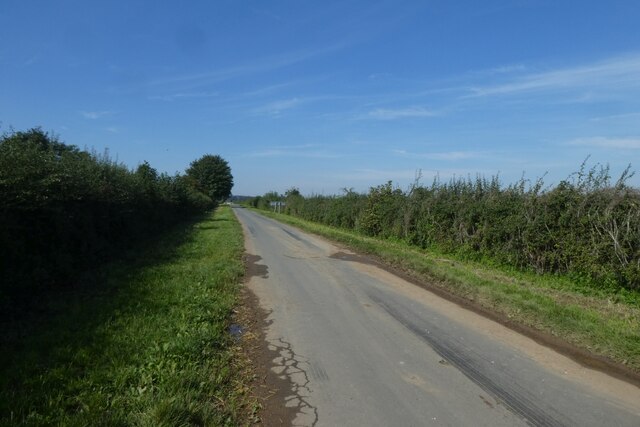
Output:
(234, 207), (640, 427)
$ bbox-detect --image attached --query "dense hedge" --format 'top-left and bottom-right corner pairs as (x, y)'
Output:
(0, 128), (214, 296)
(254, 165), (640, 291)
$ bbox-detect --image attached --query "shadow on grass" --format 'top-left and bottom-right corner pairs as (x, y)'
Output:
(195, 224), (218, 230)
(0, 212), (211, 418)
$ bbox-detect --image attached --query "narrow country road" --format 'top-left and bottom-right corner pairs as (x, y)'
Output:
(234, 207), (640, 427)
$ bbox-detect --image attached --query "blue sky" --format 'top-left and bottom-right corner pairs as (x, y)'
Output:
(2, 0), (640, 195)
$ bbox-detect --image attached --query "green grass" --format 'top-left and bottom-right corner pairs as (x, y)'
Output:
(254, 208), (640, 373)
(0, 206), (250, 426)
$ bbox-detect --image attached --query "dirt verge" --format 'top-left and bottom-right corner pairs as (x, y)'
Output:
(236, 256), (297, 426)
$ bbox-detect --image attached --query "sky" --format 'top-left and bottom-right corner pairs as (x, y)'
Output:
(1, 0), (640, 196)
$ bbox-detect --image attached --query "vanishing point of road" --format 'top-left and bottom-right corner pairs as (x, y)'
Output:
(234, 207), (640, 427)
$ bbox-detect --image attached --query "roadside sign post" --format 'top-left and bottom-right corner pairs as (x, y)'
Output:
(269, 201), (285, 213)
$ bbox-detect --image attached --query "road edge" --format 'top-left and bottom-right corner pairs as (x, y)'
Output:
(233, 207), (298, 426)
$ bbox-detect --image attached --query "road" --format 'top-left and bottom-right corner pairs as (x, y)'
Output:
(234, 207), (640, 427)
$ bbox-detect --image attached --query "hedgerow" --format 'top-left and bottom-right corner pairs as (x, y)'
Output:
(252, 163), (640, 291)
(0, 128), (215, 297)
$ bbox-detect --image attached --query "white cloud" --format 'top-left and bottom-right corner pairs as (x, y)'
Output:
(148, 91), (218, 101)
(426, 151), (481, 160)
(568, 137), (640, 149)
(256, 98), (301, 115)
(367, 107), (437, 120)
(590, 112), (640, 122)
(368, 72), (392, 80)
(253, 94), (352, 116)
(249, 149), (339, 159)
(393, 149), (482, 160)
(274, 143), (319, 149)
(240, 82), (297, 98)
(487, 64), (527, 74)
(105, 127), (119, 133)
(81, 110), (113, 119)
(248, 144), (339, 158)
(467, 53), (640, 97)
(148, 42), (349, 88)
(337, 168), (420, 181)
(251, 7), (283, 21)
(23, 55), (39, 66)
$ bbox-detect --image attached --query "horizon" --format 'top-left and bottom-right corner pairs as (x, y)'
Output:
(2, 1), (640, 195)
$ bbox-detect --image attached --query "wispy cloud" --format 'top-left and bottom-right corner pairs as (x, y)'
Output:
(368, 72), (392, 80)
(337, 168), (421, 181)
(568, 136), (640, 149)
(590, 111), (640, 122)
(392, 149), (482, 160)
(255, 98), (302, 115)
(367, 106), (437, 120)
(81, 111), (114, 119)
(487, 64), (527, 74)
(467, 54), (640, 97)
(251, 7), (283, 21)
(240, 82), (298, 98)
(23, 55), (39, 67)
(273, 143), (318, 149)
(250, 150), (336, 158)
(248, 144), (340, 158)
(148, 42), (349, 89)
(105, 126), (119, 133)
(148, 91), (218, 101)
(464, 64), (527, 79)
(252, 94), (356, 116)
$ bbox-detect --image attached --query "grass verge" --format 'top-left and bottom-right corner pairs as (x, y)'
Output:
(1, 206), (252, 426)
(253, 208), (640, 374)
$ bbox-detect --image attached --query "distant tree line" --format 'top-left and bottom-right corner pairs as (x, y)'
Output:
(250, 164), (640, 291)
(0, 128), (232, 297)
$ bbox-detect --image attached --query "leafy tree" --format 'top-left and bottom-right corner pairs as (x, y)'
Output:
(186, 154), (233, 202)
(284, 187), (300, 198)
(135, 161), (159, 197)
(135, 161), (158, 182)
(284, 187), (303, 215)
(263, 191), (281, 201)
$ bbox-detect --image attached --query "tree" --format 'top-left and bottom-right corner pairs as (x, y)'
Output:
(185, 154), (233, 202)
(135, 161), (159, 197)
(284, 187), (303, 215)
(284, 187), (300, 198)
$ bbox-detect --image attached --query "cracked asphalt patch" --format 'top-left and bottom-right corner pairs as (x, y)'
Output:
(269, 338), (318, 426)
